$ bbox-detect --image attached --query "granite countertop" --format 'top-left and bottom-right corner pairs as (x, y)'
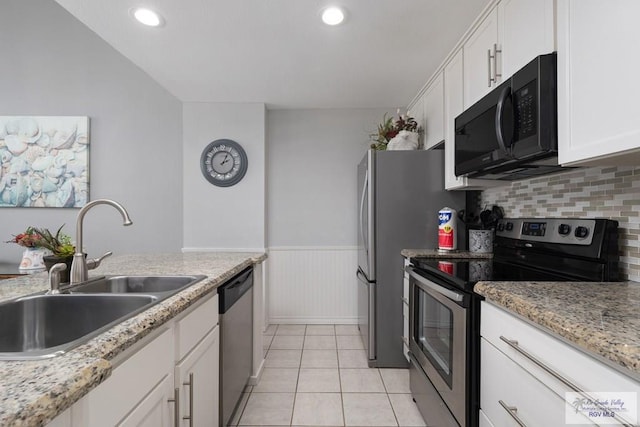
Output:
(0, 252), (266, 427)
(401, 248), (494, 259)
(475, 281), (640, 381)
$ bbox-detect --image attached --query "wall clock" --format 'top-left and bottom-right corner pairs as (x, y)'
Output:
(200, 139), (248, 187)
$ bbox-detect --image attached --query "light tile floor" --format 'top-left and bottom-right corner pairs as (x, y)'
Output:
(229, 324), (427, 427)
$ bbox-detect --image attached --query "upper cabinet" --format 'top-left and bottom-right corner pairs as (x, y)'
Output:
(423, 73), (445, 150)
(407, 93), (425, 149)
(498, 0), (555, 78)
(463, 7), (500, 109)
(557, 0), (640, 166)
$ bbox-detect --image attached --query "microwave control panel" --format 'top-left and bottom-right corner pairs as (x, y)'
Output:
(514, 80), (537, 140)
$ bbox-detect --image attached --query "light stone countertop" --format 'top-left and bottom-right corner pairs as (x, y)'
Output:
(401, 248), (494, 259)
(0, 252), (266, 427)
(474, 281), (640, 381)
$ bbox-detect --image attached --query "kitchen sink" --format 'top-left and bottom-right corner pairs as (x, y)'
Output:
(70, 275), (205, 295)
(0, 294), (158, 360)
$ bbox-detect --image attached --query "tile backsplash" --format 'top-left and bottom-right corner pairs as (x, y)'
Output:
(480, 166), (640, 282)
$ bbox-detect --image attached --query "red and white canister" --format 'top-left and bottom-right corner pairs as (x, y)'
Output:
(438, 207), (457, 251)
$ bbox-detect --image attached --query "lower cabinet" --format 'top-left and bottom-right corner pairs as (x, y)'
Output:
(481, 301), (640, 427)
(175, 326), (220, 426)
(48, 293), (220, 427)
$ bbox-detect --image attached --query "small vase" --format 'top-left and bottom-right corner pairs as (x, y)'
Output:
(43, 255), (75, 284)
(19, 248), (48, 270)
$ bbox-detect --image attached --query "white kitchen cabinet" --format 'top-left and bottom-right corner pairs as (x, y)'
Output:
(60, 293), (221, 427)
(175, 326), (220, 427)
(463, 7), (500, 108)
(498, 0), (555, 79)
(444, 50), (505, 190)
(481, 301), (640, 427)
(557, 0), (640, 165)
(70, 327), (175, 426)
(407, 93), (425, 149)
(422, 73), (445, 150)
(119, 374), (175, 427)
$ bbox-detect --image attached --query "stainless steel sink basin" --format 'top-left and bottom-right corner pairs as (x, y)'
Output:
(71, 275), (205, 294)
(0, 294), (158, 360)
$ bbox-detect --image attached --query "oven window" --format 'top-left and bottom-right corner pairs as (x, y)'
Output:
(414, 286), (454, 388)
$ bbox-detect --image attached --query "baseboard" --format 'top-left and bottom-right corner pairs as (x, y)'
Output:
(248, 358), (265, 386)
(268, 316), (358, 325)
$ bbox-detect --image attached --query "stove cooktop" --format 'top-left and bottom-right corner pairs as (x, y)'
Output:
(409, 257), (580, 293)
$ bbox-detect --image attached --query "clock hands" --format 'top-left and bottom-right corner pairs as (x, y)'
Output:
(221, 153), (230, 165)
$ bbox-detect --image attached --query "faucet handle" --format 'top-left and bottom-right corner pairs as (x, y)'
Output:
(46, 263), (67, 295)
(86, 251), (113, 270)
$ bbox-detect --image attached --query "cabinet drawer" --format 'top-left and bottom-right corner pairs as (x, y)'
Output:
(481, 302), (640, 396)
(481, 338), (595, 426)
(72, 327), (174, 426)
(176, 293), (218, 361)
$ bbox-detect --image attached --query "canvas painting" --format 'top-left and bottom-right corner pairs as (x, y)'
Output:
(0, 116), (89, 208)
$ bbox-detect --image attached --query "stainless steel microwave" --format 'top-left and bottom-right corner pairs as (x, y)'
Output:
(454, 53), (561, 180)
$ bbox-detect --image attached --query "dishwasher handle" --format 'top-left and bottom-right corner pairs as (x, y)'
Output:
(218, 267), (254, 313)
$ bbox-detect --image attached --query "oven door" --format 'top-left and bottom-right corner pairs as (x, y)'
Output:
(407, 267), (469, 427)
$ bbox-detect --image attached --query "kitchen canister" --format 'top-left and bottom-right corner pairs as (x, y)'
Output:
(438, 207), (457, 251)
(469, 229), (494, 253)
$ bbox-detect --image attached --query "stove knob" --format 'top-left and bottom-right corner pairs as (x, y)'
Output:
(574, 226), (589, 239)
(505, 222), (514, 231)
(497, 223), (505, 231)
(558, 224), (572, 235)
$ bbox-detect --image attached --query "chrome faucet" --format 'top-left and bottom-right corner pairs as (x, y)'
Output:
(70, 199), (133, 284)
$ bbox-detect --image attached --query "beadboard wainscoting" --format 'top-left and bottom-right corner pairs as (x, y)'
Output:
(481, 165), (640, 282)
(267, 247), (358, 324)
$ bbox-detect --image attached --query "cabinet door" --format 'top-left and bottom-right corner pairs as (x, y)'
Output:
(119, 374), (175, 427)
(499, 0), (555, 79)
(175, 326), (220, 427)
(423, 73), (444, 150)
(407, 94), (425, 149)
(557, 0), (640, 165)
(463, 7), (499, 108)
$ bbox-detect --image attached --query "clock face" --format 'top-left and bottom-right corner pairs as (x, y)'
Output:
(200, 139), (248, 187)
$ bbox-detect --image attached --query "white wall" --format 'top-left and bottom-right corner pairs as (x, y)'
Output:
(182, 103), (266, 251)
(267, 108), (388, 246)
(0, 0), (183, 262)
(266, 108), (390, 323)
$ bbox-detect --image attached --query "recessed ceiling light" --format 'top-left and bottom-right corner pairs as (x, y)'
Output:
(322, 7), (345, 26)
(131, 7), (164, 27)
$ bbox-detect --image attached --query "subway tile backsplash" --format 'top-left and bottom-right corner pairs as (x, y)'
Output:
(480, 166), (640, 282)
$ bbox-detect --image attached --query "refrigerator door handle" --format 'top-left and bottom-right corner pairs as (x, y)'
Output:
(359, 169), (369, 266)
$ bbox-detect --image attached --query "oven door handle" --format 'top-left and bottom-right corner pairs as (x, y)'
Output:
(405, 267), (464, 302)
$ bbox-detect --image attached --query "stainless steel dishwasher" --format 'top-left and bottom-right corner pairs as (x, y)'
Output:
(218, 266), (253, 426)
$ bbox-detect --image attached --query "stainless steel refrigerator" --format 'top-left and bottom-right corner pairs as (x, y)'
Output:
(356, 149), (466, 368)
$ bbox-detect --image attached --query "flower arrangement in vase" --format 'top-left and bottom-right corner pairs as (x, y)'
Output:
(7, 225), (75, 276)
(370, 111), (421, 151)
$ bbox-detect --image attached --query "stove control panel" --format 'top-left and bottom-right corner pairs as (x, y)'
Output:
(495, 218), (595, 245)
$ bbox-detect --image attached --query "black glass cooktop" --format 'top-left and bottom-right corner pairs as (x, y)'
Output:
(410, 257), (585, 293)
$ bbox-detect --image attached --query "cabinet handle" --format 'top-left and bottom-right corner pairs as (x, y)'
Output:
(183, 372), (194, 427)
(498, 400), (528, 427)
(493, 43), (502, 81)
(167, 387), (180, 427)
(499, 336), (583, 392)
(487, 48), (492, 87)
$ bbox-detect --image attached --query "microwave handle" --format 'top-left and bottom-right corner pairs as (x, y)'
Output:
(495, 85), (512, 156)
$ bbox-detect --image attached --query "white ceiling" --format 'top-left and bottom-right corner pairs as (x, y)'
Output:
(54, 0), (490, 109)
